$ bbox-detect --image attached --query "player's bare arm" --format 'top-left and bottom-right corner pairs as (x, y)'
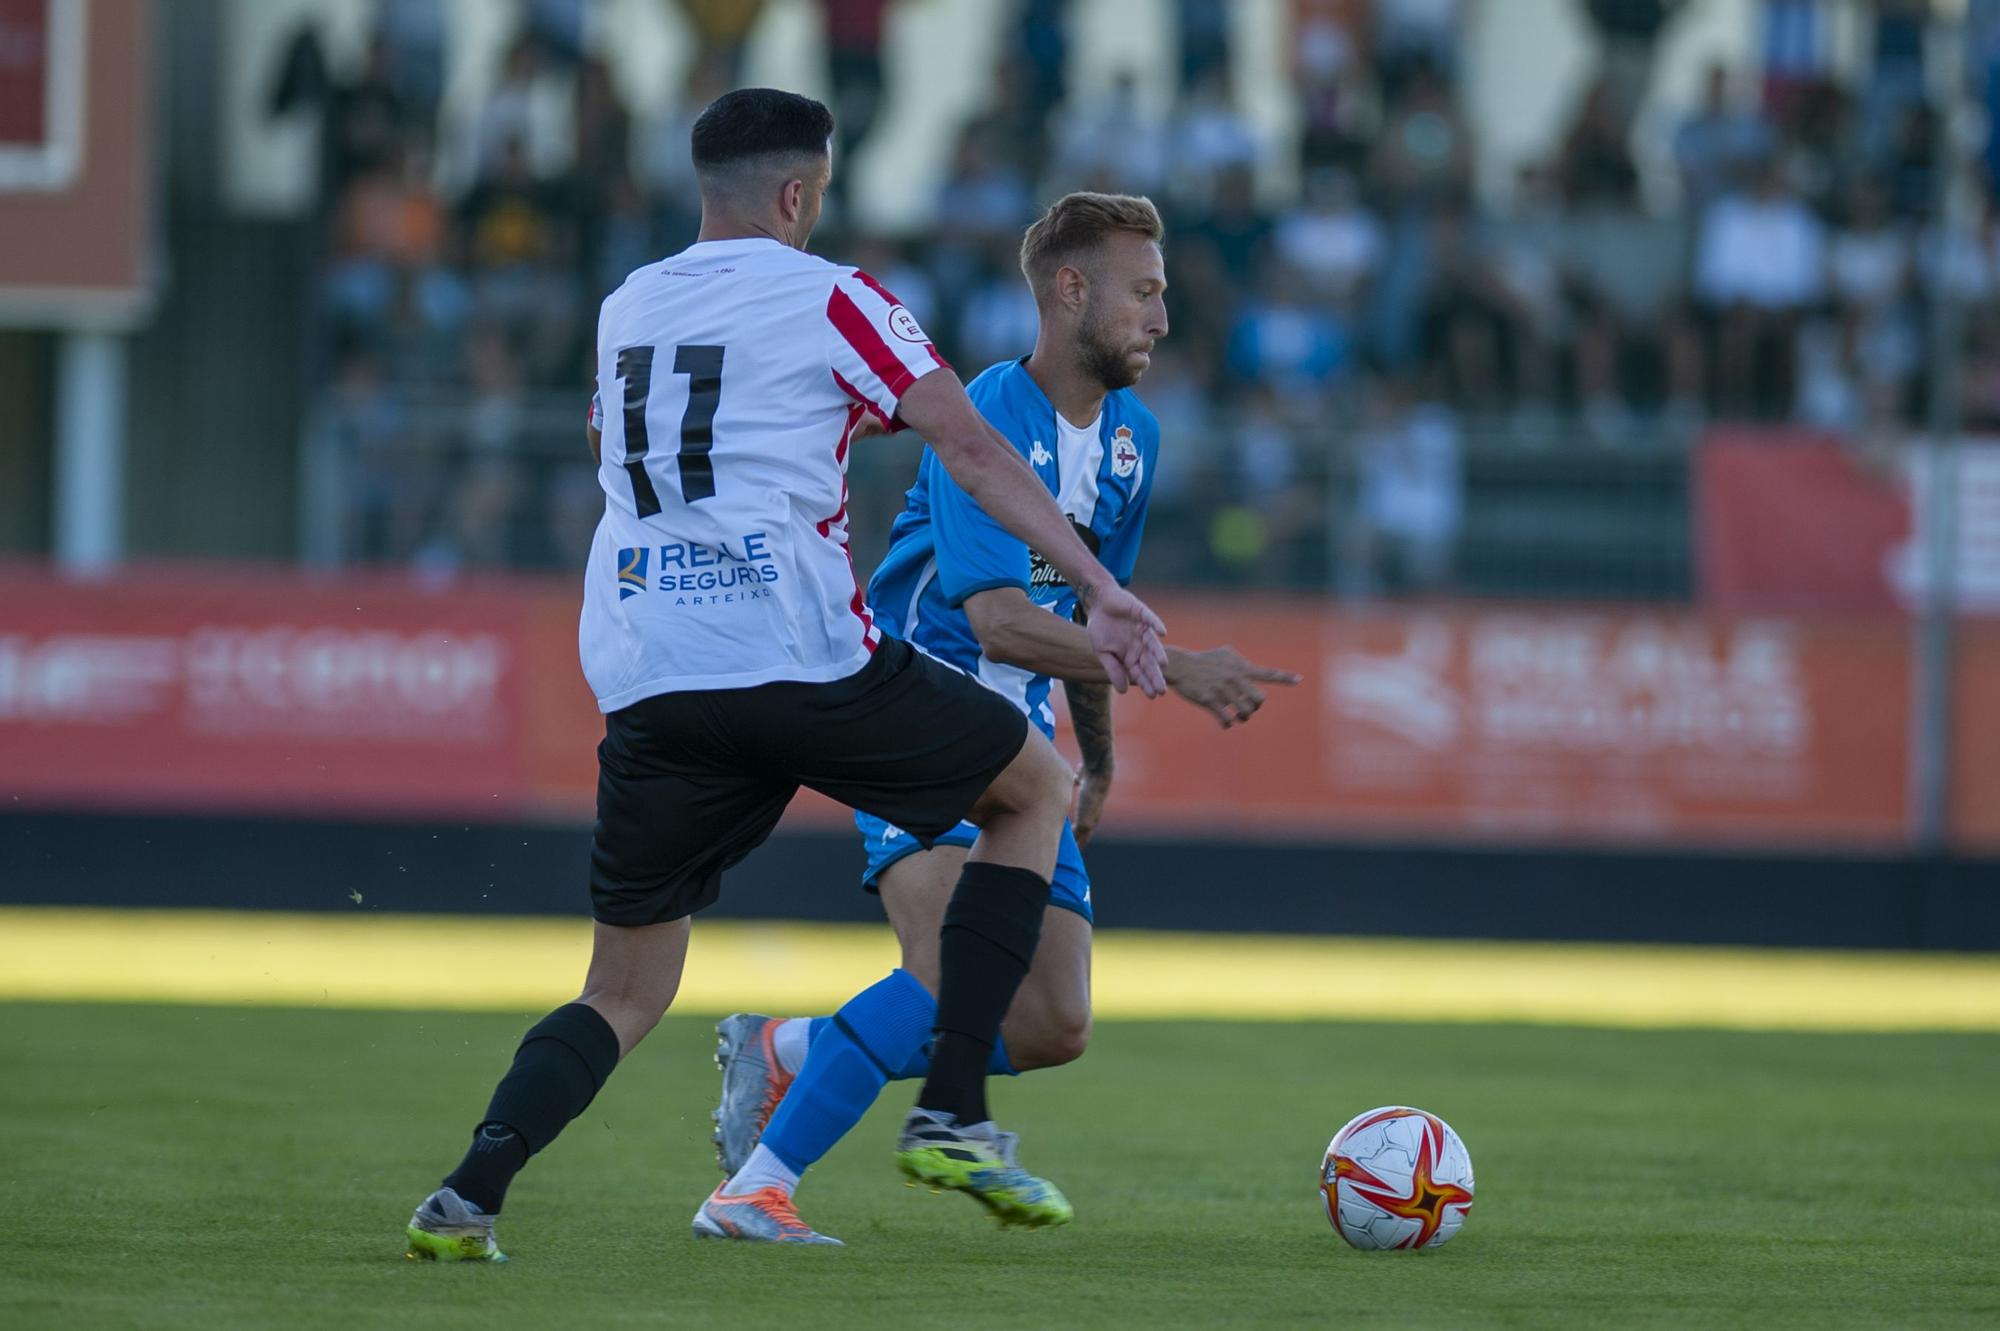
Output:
(962, 586), (1300, 727)
(895, 371), (1168, 696)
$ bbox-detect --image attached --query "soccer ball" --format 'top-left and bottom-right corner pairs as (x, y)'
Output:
(1320, 1106), (1475, 1251)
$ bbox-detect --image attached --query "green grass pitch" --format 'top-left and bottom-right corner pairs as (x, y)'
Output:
(3, 1003), (1997, 1329)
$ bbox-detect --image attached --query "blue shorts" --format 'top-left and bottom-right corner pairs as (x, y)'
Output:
(853, 812), (1093, 923)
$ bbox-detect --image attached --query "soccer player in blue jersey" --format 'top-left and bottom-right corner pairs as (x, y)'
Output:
(692, 192), (1299, 1242)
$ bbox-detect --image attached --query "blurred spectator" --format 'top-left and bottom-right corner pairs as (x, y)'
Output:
(1227, 264), (1350, 394)
(677, 0), (768, 84)
(375, 0), (447, 123)
(1674, 64), (1774, 215)
(543, 463), (604, 568)
(1865, 0), (1931, 164)
(957, 243), (1043, 370)
(1176, 160), (1272, 295)
(1826, 179), (1917, 425)
(1567, 204), (1700, 438)
(1169, 69), (1263, 210)
(326, 36), (409, 200)
(1131, 346), (1216, 513)
(1558, 74), (1641, 210)
(409, 332), (533, 578)
(1977, 0), (2000, 201)
(1293, 0), (1377, 174)
(1054, 71), (1170, 197)
(825, 0), (891, 169)
(330, 351), (426, 563)
(1477, 164), (1571, 413)
(1342, 377), (1462, 597)
(573, 57), (633, 186)
(1366, 59), (1472, 370)
(1578, 0), (1687, 127)
(1178, 0), (1233, 92)
(1015, 0), (1070, 131)
(593, 175), (658, 296)
(638, 52), (730, 247)
(1375, 0), (1466, 87)
(1760, 0), (1827, 122)
(1369, 58), (1471, 212)
(471, 36), (574, 185)
(525, 0), (590, 67)
(1696, 165), (1826, 416)
(1273, 167), (1382, 307)
(459, 136), (578, 378)
(572, 57), (636, 292)
(1776, 76), (1856, 215)
(1884, 103), (1941, 221)
(935, 126), (1037, 245)
(325, 139), (450, 340)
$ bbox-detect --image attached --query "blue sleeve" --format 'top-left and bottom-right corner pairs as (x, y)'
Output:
(929, 450), (1032, 606)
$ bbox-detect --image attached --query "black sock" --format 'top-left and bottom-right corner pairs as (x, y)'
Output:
(441, 1002), (621, 1214)
(916, 861), (1049, 1125)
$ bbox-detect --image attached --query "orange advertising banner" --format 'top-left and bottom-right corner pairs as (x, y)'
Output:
(1067, 599), (1913, 849)
(0, 567), (1974, 851)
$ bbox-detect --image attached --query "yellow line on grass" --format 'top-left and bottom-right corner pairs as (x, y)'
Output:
(1, 907), (1997, 1031)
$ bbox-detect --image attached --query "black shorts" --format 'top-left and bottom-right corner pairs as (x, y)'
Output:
(589, 637), (1030, 926)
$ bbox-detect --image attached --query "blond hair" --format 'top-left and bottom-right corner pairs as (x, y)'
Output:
(1019, 192), (1165, 300)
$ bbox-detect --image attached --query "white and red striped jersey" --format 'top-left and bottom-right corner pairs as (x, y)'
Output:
(580, 236), (948, 710)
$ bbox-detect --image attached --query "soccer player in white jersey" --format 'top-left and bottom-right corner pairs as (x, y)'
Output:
(697, 194), (1298, 1242)
(403, 89), (1168, 1260)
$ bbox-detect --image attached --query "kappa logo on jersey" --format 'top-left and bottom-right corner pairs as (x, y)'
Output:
(886, 305), (930, 344)
(618, 548), (649, 599)
(1029, 440), (1053, 468)
(1111, 426), (1139, 478)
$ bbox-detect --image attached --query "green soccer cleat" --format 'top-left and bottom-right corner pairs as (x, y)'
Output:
(894, 1109), (1074, 1230)
(404, 1187), (508, 1262)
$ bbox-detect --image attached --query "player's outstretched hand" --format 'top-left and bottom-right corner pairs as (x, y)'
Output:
(1084, 584), (1168, 696)
(1168, 647), (1301, 728)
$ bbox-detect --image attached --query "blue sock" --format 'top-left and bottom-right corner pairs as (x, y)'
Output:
(895, 1033), (1014, 1081)
(806, 1010), (1014, 1080)
(760, 969), (936, 1174)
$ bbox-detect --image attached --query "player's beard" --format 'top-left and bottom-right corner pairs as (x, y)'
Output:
(1077, 301), (1146, 391)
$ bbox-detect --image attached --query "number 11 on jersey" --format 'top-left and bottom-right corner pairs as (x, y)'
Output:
(616, 343), (728, 514)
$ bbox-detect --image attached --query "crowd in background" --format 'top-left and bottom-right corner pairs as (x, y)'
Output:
(295, 0), (2000, 596)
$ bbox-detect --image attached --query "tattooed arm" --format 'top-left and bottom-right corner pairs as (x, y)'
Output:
(1064, 674), (1115, 847)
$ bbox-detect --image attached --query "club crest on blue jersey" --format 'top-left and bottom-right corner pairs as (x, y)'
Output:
(1111, 425), (1139, 478)
(617, 547), (649, 599)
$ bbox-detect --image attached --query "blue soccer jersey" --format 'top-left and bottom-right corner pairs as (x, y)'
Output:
(867, 357), (1158, 737)
(856, 358), (1158, 921)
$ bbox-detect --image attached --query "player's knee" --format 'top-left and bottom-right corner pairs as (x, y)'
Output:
(1014, 1009), (1091, 1071)
(1012, 734), (1074, 824)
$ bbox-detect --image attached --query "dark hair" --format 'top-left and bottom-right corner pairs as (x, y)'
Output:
(690, 88), (835, 171)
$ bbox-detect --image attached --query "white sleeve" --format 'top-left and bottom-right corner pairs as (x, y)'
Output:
(824, 269), (950, 424)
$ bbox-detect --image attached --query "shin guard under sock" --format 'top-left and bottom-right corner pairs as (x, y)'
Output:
(441, 1002), (620, 1213)
(916, 861), (1049, 1124)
